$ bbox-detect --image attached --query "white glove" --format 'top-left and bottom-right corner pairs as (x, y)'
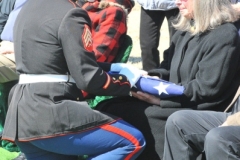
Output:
(110, 63), (129, 72)
(119, 67), (142, 87)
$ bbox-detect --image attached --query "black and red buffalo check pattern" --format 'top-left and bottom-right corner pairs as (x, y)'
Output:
(82, 1), (127, 62)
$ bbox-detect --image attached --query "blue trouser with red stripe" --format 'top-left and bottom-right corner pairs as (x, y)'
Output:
(15, 119), (145, 160)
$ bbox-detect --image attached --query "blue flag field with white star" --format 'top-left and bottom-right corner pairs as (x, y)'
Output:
(108, 71), (184, 98)
(134, 76), (184, 99)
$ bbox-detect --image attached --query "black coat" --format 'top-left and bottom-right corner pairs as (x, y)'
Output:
(149, 22), (240, 111)
(97, 22), (240, 160)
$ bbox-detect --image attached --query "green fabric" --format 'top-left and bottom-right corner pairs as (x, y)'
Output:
(78, 155), (88, 160)
(87, 35), (133, 109)
(1, 140), (20, 152)
(112, 34), (133, 63)
(0, 81), (20, 152)
(86, 96), (113, 109)
(0, 147), (19, 160)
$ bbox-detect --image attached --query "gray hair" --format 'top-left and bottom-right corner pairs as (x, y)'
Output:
(173, 0), (239, 35)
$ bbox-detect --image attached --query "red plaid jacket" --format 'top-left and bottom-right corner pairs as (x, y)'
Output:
(82, 1), (127, 63)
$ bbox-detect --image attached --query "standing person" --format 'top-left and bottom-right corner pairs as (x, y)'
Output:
(137, 0), (179, 71)
(96, 0), (240, 159)
(2, 0), (146, 159)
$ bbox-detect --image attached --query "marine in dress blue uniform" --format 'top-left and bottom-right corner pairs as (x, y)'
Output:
(2, 0), (145, 159)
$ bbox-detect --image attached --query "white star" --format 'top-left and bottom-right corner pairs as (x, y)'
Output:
(153, 82), (169, 95)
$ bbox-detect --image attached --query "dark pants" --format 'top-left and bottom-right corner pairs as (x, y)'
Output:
(164, 110), (240, 160)
(96, 96), (189, 160)
(16, 120), (145, 160)
(140, 7), (179, 71)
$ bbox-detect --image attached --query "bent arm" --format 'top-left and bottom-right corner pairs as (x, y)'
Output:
(58, 8), (131, 96)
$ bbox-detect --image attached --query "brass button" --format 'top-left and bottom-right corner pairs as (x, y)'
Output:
(113, 77), (116, 80)
(119, 76), (122, 80)
(77, 97), (80, 101)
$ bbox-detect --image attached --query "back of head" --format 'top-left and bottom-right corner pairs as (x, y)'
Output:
(79, 0), (135, 13)
(105, 0), (135, 13)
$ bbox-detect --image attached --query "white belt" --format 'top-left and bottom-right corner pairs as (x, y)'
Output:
(19, 74), (76, 84)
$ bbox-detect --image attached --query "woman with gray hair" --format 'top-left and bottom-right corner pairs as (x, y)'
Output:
(96, 0), (240, 159)
(162, 0), (240, 159)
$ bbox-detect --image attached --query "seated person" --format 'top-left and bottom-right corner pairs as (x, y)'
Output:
(80, 0), (134, 62)
(95, 0), (240, 159)
(163, 96), (240, 160)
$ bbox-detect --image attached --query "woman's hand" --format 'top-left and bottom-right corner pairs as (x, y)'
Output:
(131, 91), (160, 105)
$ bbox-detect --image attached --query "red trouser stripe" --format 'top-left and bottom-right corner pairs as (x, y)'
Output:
(100, 124), (141, 160)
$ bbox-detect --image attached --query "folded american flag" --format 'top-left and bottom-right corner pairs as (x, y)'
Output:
(108, 72), (184, 98)
(133, 76), (184, 98)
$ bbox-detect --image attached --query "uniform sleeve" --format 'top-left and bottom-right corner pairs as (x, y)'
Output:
(160, 26), (240, 108)
(58, 8), (131, 96)
(92, 7), (127, 63)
